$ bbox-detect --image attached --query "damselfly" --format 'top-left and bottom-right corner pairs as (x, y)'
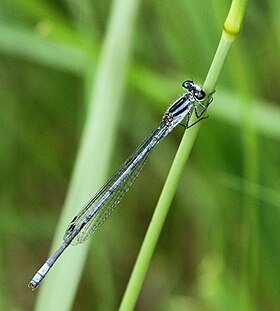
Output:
(29, 80), (210, 290)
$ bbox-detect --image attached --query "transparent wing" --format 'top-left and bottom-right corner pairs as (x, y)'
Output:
(71, 152), (149, 245)
(64, 120), (168, 245)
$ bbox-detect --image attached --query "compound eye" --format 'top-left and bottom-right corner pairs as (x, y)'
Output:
(196, 90), (206, 100)
(182, 80), (194, 90)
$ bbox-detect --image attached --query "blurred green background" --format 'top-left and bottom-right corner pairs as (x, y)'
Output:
(1, 0), (280, 310)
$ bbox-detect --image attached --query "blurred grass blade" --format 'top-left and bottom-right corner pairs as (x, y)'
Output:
(33, 0), (141, 310)
(0, 22), (90, 74)
(220, 173), (280, 209)
(0, 239), (8, 310)
(12, 0), (70, 23)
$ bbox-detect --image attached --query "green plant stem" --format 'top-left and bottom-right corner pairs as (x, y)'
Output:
(118, 124), (200, 311)
(204, 0), (248, 92)
(119, 1), (248, 310)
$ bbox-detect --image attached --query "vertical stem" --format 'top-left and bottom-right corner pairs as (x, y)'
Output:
(33, 1), (141, 310)
(119, 1), (249, 310)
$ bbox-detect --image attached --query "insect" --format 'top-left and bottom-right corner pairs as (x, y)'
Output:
(29, 80), (210, 290)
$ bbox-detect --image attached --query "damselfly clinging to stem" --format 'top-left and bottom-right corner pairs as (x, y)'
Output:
(29, 80), (212, 290)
